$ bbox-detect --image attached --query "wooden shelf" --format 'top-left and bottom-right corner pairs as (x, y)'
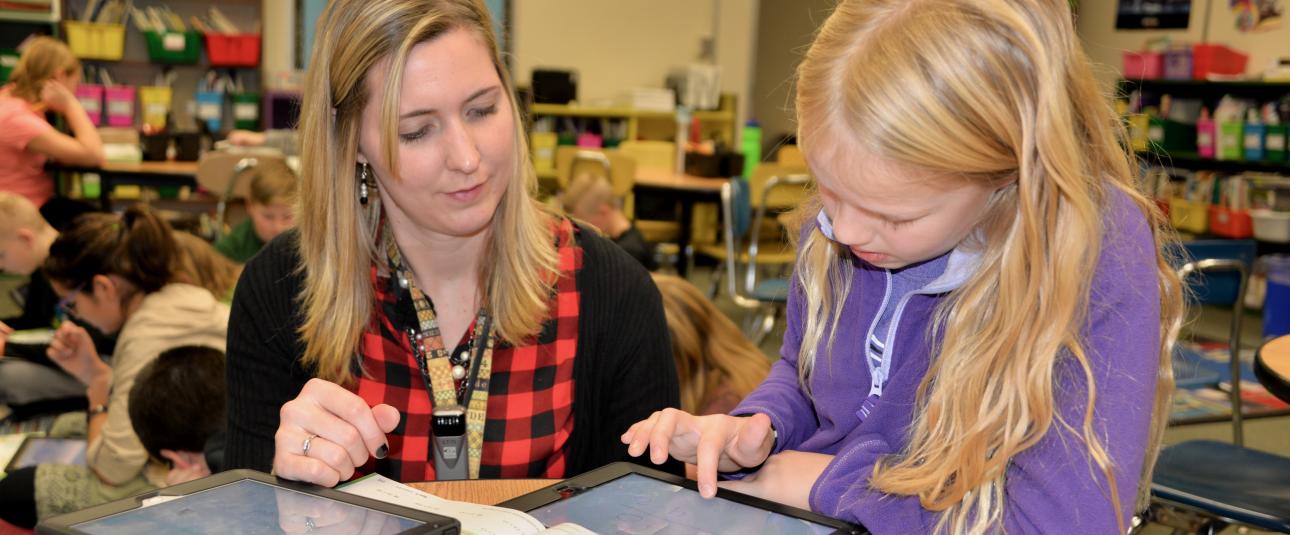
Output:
(0, 7), (59, 24)
(1120, 79), (1290, 101)
(1138, 150), (1290, 174)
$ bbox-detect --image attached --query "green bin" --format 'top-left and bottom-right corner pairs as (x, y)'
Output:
(231, 93), (260, 130)
(0, 49), (17, 84)
(144, 31), (201, 64)
(1147, 117), (1197, 154)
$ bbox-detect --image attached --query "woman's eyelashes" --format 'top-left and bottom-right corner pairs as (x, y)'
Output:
(398, 104), (498, 143)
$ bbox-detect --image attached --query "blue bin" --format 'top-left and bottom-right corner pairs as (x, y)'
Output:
(195, 91), (224, 132)
(1264, 255), (1290, 339)
(1168, 240), (1257, 306)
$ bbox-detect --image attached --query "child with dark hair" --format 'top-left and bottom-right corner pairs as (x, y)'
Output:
(128, 345), (226, 486)
(0, 204), (229, 528)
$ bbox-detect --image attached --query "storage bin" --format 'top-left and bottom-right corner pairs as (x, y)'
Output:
(1264, 255), (1290, 338)
(1209, 205), (1254, 238)
(1192, 44), (1249, 79)
(139, 86), (173, 130)
(1148, 117), (1197, 153)
(63, 21), (125, 61)
(205, 33), (261, 68)
(1163, 48), (1193, 80)
(231, 93), (260, 130)
(1252, 209), (1290, 243)
(104, 86), (135, 127)
(1244, 122), (1266, 161)
(195, 91), (223, 132)
(1170, 197), (1210, 234)
(1266, 124), (1288, 161)
(0, 49), (17, 84)
(576, 133), (602, 148)
(144, 31), (201, 64)
(75, 84), (104, 127)
(1217, 122), (1244, 160)
(1123, 51), (1163, 79)
(1126, 113), (1150, 152)
(531, 132), (557, 175)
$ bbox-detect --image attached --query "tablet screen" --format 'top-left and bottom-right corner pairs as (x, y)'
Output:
(528, 473), (838, 535)
(72, 479), (423, 534)
(10, 438), (85, 471)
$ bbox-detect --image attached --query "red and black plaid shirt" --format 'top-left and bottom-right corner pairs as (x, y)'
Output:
(352, 219), (582, 481)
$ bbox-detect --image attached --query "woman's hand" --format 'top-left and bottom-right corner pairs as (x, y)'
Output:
(718, 451), (833, 510)
(46, 322), (107, 385)
(40, 80), (78, 116)
(273, 378), (400, 487)
(621, 408), (776, 498)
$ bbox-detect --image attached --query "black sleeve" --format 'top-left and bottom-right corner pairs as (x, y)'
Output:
(566, 226), (683, 476)
(1, 271), (57, 330)
(225, 232), (310, 472)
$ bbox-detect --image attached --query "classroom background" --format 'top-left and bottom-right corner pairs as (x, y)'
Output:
(1, 0), (1290, 533)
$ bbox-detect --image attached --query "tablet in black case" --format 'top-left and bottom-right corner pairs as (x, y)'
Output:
(500, 462), (869, 535)
(37, 469), (459, 535)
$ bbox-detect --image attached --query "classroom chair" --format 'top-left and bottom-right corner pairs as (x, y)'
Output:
(195, 149), (289, 241)
(693, 164), (804, 293)
(713, 178), (799, 345)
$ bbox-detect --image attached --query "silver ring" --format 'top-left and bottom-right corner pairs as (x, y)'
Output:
(302, 434), (317, 456)
(304, 517), (317, 532)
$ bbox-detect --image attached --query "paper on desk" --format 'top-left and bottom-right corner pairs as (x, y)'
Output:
(340, 473), (550, 535)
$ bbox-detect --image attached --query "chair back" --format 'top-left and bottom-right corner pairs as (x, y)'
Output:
(747, 174), (811, 294)
(196, 150), (290, 240)
(721, 179), (753, 301)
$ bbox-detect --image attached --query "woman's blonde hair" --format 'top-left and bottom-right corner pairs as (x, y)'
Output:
(7, 37), (79, 104)
(297, 0), (559, 383)
(651, 274), (771, 414)
(793, 1), (1183, 532)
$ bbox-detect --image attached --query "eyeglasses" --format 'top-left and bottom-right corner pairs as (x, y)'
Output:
(55, 284), (84, 321)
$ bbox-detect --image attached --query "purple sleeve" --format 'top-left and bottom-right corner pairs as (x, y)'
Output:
(810, 195), (1161, 534)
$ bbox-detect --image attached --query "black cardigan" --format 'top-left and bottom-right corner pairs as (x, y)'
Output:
(223, 227), (683, 479)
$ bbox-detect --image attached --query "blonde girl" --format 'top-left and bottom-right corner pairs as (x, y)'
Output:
(225, 0), (681, 488)
(0, 37), (104, 206)
(652, 273), (770, 415)
(623, 1), (1183, 533)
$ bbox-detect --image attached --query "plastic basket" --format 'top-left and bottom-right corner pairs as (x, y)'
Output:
(1123, 51), (1163, 80)
(531, 132), (557, 175)
(1192, 44), (1249, 79)
(1264, 255), (1290, 338)
(195, 91), (224, 132)
(63, 21), (125, 61)
(75, 84), (104, 126)
(1244, 122), (1266, 161)
(1265, 125), (1288, 162)
(1208, 205), (1254, 238)
(1252, 209), (1290, 243)
(1148, 117), (1198, 153)
(0, 49), (17, 84)
(104, 85), (135, 127)
(1217, 122), (1244, 161)
(1127, 113), (1150, 152)
(1169, 197), (1210, 234)
(1163, 48), (1193, 80)
(144, 31), (201, 65)
(139, 86), (173, 130)
(205, 34), (261, 68)
(231, 93), (260, 130)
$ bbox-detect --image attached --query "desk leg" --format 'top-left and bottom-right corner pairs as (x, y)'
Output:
(676, 201), (693, 277)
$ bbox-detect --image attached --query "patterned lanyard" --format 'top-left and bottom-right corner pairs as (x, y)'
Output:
(384, 228), (494, 479)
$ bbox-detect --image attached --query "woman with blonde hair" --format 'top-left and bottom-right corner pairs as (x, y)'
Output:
(225, 0), (680, 487)
(652, 273), (769, 415)
(624, 0), (1183, 532)
(0, 37), (104, 207)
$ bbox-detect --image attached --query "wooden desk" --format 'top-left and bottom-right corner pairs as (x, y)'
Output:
(52, 161), (199, 210)
(1255, 335), (1290, 404)
(408, 479), (558, 506)
(632, 168), (728, 275)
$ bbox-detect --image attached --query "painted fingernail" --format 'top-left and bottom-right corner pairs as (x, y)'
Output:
(375, 444), (388, 459)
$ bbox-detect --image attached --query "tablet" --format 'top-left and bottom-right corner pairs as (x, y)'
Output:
(499, 462), (869, 535)
(6, 329), (54, 346)
(37, 469), (459, 535)
(5, 437), (86, 473)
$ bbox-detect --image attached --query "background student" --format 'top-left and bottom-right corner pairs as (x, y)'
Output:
(0, 37), (104, 209)
(213, 158), (297, 263)
(622, 0), (1183, 533)
(0, 205), (230, 528)
(561, 172), (656, 270)
(128, 345), (227, 487)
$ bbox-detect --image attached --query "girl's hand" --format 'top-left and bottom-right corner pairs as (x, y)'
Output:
(718, 451), (834, 510)
(621, 408), (776, 498)
(273, 378), (400, 487)
(46, 322), (107, 385)
(40, 80), (78, 115)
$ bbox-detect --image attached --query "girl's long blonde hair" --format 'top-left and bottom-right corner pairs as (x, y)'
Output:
(6, 37), (79, 104)
(651, 274), (771, 414)
(297, 0), (558, 384)
(793, 1), (1183, 532)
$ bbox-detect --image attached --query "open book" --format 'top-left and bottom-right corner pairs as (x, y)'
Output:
(339, 474), (593, 535)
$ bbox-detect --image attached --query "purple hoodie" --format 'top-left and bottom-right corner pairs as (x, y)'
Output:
(732, 189), (1161, 534)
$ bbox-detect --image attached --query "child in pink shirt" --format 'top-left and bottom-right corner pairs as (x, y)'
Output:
(0, 37), (104, 206)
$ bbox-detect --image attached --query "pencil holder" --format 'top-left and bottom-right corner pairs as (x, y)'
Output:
(195, 91), (224, 132)
(139, 86), (173, 130)
(75, 84), (104, 126)
(104, 86), (135, 127)
(231, 93), (260, 130)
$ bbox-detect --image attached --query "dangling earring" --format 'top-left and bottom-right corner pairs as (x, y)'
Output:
(358, 163), (371, 205)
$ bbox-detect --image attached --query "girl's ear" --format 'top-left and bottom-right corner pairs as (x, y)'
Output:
(90, 273), (115, 300)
